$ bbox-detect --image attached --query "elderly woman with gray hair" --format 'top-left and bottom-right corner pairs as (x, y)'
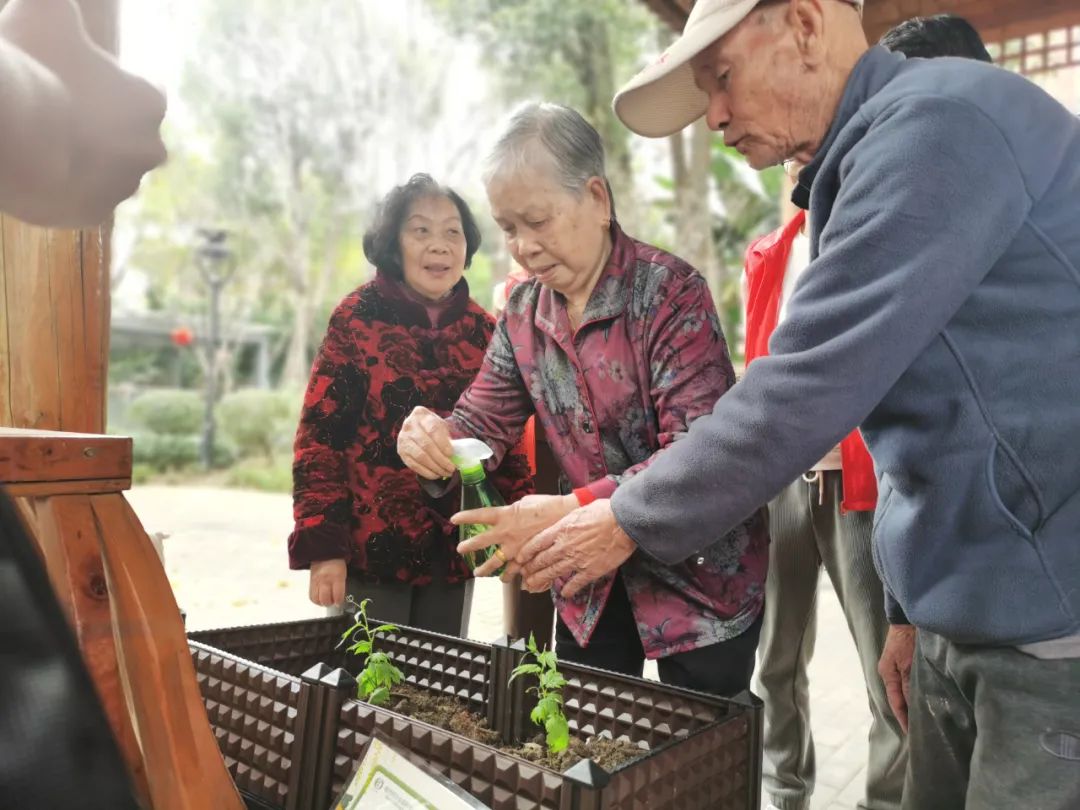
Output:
(398, 103), (767, 696)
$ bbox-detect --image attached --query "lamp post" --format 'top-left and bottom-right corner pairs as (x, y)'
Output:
(195, 228), (235, 470)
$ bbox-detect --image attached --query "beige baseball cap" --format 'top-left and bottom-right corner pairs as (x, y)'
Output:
(613, 0), (863, 138)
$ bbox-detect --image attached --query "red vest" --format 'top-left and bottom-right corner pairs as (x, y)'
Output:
(744, 210), (877, 512)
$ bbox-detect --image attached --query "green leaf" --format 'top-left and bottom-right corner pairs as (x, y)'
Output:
(526, 633), (539, 655)
(540, 670), (567, 691)
(346, 639), (372, 656)
(368, 686), (390, 706)
(509, 663), (542, 683)
(536, 650), (558, 670)
(371, 624), (398, 636)
(536, 694), (561, 721)
(545, 714), (570, 753)
(530, 704), (545, 726)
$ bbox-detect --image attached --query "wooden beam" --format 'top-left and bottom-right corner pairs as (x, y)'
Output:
(864, 0), (1080, 45)
(639, 0), (1080, 56)
(29, 495), (150, 803)
(0, 428), (132, 484)
(4, 478), (131, 497)
(93, 493), (244, 810)
(0, 0), (114, 435)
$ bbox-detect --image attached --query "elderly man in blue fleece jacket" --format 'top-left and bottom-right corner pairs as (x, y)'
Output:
(452, 0), (1080, 806)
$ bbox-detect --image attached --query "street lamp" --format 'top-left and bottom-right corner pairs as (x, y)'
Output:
(195, 228), (236, 470)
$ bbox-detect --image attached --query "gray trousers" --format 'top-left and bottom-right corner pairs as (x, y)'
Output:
(904, 630), (1080, 810)
(329, 574), (474, 638)
(755, 472), (907, 810)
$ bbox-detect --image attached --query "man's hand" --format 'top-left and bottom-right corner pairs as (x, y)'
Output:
(397, 406), (456, 480)
(878, 624), (917, 733)
(519, 499), (636, 598)
(309, 558), (347, 607)
(0, 0), (167, 227)
(454, 493), (578, 580)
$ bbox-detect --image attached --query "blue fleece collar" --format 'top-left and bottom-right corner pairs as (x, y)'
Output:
(792, 45), (906, 209)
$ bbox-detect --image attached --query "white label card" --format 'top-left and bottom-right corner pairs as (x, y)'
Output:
(335, 736), (490, 810)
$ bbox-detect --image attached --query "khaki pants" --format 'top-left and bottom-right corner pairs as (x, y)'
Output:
(755, 472), (907, 810)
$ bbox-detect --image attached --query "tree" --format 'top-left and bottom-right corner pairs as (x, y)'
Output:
(180, 0), (404, 387)
(710, 143), (784, 345)
(428, 0), (654, 230)
(120, 0), (490, 390)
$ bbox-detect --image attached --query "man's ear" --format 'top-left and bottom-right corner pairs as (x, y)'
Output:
(789, 0), (829, 68)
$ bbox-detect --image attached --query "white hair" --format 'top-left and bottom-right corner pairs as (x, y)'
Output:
(484, 103), (616, 218)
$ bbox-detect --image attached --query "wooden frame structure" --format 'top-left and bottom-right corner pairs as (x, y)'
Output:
(641, 0), (1080, 76)
(0, 2), (243, 807)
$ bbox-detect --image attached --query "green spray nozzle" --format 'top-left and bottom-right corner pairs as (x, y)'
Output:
(451, 438), (495, 482)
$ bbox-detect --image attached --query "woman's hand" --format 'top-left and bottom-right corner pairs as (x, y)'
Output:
(454, 494), (578, 580)
(397, 406), (456, 479)
(309, 558), (347, 607)
(519, 499), (636, 598)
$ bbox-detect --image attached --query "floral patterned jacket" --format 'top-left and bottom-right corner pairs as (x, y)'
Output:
(288, 272), (534, 585)
(447, 225), (768, 658)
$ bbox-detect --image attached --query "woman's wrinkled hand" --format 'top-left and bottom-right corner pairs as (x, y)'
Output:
(397, 406), (456, 480)
(309, 558), (347, 607)
(519, 499), (636, 598)
(453, 493), (578, 580)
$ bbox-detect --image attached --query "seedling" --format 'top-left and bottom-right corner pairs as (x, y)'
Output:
(338, 597), (404, 706)
(509, 633), (570, 753)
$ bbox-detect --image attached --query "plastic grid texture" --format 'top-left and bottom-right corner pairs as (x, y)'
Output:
(189, 641), (302, 809)
(190, 616), (761, 809)
(192, 616), (492, 715)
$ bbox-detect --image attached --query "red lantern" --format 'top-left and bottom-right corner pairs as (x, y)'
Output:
(170, 326), (194, 347)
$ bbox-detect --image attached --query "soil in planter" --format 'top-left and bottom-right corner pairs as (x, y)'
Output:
(388, 684), (642, 772)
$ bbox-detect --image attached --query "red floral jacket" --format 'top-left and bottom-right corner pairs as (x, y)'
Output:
(447, 225), (769, 658)
(288, 272), (534, 585)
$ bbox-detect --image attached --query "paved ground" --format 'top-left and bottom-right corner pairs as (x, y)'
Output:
(131, 484), (875, 810)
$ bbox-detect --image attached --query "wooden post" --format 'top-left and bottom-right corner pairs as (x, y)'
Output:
(0, 0), (115, 432)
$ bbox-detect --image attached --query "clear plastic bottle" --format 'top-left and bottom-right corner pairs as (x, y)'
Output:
(458, 461), (506, 573)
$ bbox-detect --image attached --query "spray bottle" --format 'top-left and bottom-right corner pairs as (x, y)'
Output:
(451, 438), (506, 574)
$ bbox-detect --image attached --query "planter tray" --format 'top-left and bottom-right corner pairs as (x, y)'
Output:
(190, 615), (762, 810)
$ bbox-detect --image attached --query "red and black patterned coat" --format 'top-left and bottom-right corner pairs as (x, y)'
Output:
(288, 271), (534, 585)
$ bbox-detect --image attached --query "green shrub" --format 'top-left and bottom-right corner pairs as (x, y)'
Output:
(131, 433), (235, 473)
(132, 433), (201, 472)
(129, 389), (203, 436)
(131, 463), (156, 485)
(218, 389), (297, 460)
(225, 455), (293, 493)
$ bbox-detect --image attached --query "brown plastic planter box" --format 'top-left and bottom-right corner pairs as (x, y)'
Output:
(190, 616), (762, 810)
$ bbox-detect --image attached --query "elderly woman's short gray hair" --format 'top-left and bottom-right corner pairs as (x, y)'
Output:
(484, 103), (616, 220)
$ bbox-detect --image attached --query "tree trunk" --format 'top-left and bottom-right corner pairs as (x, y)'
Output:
(667, 120), (737, 343)
(281, 279), (313, 389)
(578, 14), (638, 231)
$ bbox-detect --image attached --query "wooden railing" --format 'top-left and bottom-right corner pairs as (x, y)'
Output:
(1, 428), (243, 809)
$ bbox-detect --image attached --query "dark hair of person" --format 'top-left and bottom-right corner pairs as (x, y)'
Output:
(362, 173), (482, 280)
(880, 14), (994, 63)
